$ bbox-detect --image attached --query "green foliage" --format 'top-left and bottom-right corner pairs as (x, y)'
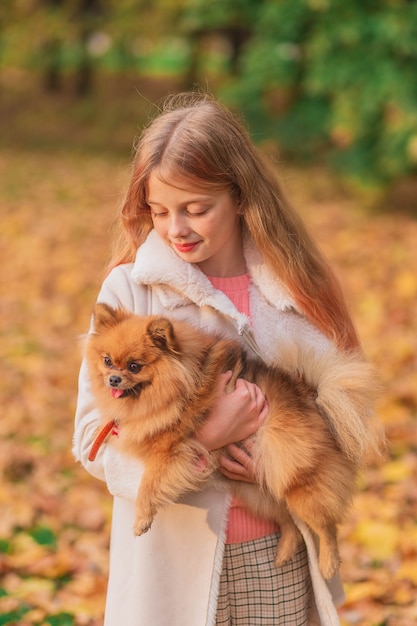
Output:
(221, 0), (417, 183)
(0, 539), (10, 554)
(181, 0), (261, 31)
(29, 525), (57, 549)
(0, 606), (74, 626)
(1, 0), (417, 183)
(0, 0), (191, 77)
(0, 603), (30, 626)
(44, 613), (75, 626)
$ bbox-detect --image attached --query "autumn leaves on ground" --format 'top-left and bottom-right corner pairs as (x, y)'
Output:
(1, 78), (417, 626)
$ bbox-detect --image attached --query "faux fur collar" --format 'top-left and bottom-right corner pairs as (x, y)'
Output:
(131, 230), (298, 333)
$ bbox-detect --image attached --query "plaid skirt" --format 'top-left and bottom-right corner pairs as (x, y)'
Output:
(215, 533), (312, 626)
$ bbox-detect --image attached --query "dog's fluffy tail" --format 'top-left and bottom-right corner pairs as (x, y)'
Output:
(278, 344), (387, 468)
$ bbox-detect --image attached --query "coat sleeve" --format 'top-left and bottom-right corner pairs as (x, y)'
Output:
(72, 265), (150, 503)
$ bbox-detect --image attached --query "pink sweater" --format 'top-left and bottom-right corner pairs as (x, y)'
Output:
(208, 275), (279, 543)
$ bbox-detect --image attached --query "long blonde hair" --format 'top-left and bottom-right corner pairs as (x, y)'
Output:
(109, 92), (359, 351)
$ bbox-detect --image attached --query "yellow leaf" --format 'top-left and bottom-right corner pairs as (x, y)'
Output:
(12, 576), (55, 600)
(391, 583), (415, 605)
(63, 572), (102, 597)
(395, 270), (417, 299)
(0, 596), (20, 614)
(26, 549), (76, 579)
(398, 525), (417, 555)
(345, 580), (383, 603)
(23, 608), (46, 623)
(350, 520), (399, 559)
(396, 559), (417, 585)
(5, 534), (49, 569)
(381, 459), (414, 483)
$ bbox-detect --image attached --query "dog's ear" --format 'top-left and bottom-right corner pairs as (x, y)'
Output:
(146, 317), (180, 353)
(92, 303), (130, 331)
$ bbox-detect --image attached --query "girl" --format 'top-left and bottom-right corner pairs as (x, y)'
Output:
(73, 92), (382, 625)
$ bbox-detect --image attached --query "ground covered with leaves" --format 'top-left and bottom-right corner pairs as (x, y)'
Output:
(1, 121), (416, 624)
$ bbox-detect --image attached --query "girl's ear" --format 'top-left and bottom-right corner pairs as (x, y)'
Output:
(232, 186), (243, 213)
(92, 303), (130, 331)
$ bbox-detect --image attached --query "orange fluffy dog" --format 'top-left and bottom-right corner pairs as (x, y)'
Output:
(85, 303), (384, 579)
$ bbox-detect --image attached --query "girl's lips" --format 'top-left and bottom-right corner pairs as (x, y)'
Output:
(173, 241), (200, 253)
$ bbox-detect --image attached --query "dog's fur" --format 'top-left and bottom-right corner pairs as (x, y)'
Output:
(85, 303), (385, 579)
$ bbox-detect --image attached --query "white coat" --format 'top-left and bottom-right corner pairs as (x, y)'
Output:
(73, 230), (346, 626)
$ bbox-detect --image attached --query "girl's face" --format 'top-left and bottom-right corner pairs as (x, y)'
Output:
(147, 172), (245, 277)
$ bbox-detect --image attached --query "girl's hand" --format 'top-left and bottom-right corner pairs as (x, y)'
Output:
(196, 370), (268, 454)
(218, 437), (257, 483)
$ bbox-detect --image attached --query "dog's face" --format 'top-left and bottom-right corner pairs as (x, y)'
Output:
(96, 347), (146, 399)
(86, 304), (181, 399)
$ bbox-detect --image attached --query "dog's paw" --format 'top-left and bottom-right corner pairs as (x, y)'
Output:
(319, 552), (341, 580)
(274, 529), (302, 568)
(133, 519), (153, 536)
(274, 550), (293, 568)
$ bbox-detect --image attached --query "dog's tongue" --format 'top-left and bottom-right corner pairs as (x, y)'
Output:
(111, 388), (124, 399)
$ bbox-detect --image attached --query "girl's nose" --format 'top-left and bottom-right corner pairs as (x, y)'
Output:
(168, 214), (190, 238)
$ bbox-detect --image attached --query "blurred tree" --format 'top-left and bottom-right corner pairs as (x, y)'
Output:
(0, 0), (104, 94)
(179, 0), (262, 85)
(72, 0), (106, 95)
(2, 0), (417, 185)
(41, 0), (66, 92)
(102, 0), (186, 72)
(0, 0), (14, 79)
(221, 0), (417, 184)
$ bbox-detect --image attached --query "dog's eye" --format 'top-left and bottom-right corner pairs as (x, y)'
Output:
(128, 362), (142, 373)
(104, 356), (112, 367)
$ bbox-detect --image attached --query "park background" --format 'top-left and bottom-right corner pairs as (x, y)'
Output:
(1, 1), (416, 625)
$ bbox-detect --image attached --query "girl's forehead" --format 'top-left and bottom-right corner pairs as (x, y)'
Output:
(147, 167), (226, 195)
(146, 172), (212, 199)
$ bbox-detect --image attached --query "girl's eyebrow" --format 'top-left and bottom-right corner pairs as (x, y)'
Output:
(147, 196), (211, 206)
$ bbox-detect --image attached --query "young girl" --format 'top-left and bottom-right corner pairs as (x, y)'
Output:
(73, 92), (382, 625)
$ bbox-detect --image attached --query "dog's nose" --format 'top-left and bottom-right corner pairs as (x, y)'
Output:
(109, 375), (122, 387)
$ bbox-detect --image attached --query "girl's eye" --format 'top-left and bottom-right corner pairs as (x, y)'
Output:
(104, 356), (112, 367)
(151, 207), (209, 218)
(186, 204), (210, 216)
(128, 362), (142, 373)
(187, 209), (207, 216)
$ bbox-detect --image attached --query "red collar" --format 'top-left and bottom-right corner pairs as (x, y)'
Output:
(88, 420), (119, 462)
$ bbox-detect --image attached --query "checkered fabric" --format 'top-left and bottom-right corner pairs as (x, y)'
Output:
(215, 533), (312, 625)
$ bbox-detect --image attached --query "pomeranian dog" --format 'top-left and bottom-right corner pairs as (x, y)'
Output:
(85, 303), (384, 579)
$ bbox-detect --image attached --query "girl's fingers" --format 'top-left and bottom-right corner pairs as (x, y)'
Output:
(218, 443), (257, 483)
